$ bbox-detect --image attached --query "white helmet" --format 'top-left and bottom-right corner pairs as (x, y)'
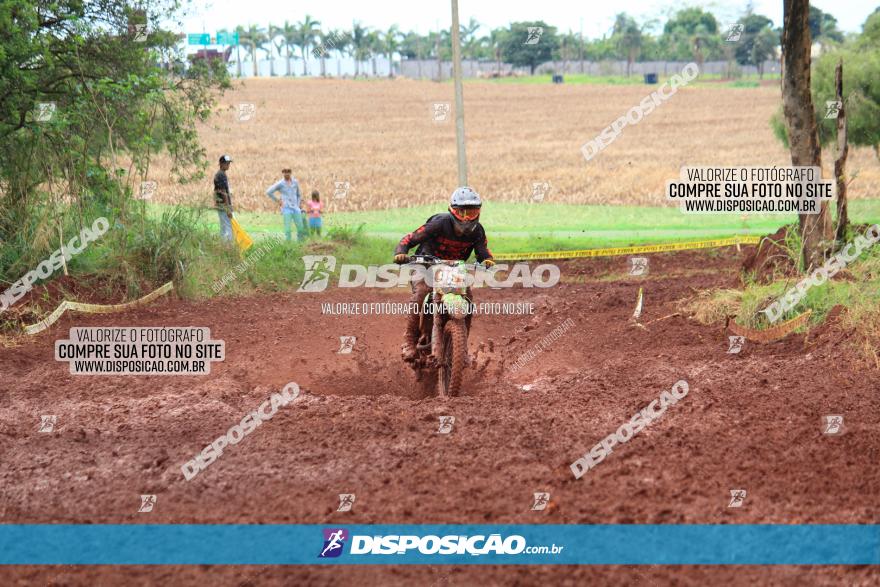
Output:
(448, 187), (482, 234)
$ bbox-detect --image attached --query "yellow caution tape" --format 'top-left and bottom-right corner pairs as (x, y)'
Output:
(727, 309), (812, 343)
(494, 235), (761, 261)
(23, 281), (174, 335)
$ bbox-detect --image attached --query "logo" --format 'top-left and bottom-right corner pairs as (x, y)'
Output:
(570, 380), (689, 479)
(432, 102), (451, 123)
(35, 102), (56, 122)
(525, 27), (543, 45)
(438, 416), (455, 434)
(825, 100), (842, 119)
(130, 23), (148, 42)
(138, 181), (157, 200)
(725, 23), (744, 42)
(727, 335), (745, 354)
(531, 492), (550, 511)
(298, 255), (336, 292)
(237, 103), (256, 122)
(180, 382), (300, 481)
(581, 62), (700, 162)
(728, 489), (746, 508)
(822, 414), (844, 435)
(629, 257), (648, 276)
(313, 32), (342, 58)
(297, 261), (559, 292)
(531, 181), (551, 202)
(39, 415), (57, 433)
(338, 336), (356, 354)
(762, 224), (880, 324)
(337, 494), (355, 512)
(1, 217), (110, 315)
(139, 494), (157, 512)
(348, 533), (532, 556)
(333, 181), (350, 200)
(319, 528), (349, 558)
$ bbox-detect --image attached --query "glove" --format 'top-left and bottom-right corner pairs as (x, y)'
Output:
(394, 254), (409, 264)
(483, 259), (496, 268)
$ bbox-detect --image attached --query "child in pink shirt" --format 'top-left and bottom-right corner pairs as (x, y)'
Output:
(307, 190), (323, 237)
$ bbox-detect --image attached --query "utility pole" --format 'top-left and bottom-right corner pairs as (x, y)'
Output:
(450, 0), (468, 185)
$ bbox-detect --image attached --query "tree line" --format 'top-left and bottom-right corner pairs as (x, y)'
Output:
(218, 4), (846, 77)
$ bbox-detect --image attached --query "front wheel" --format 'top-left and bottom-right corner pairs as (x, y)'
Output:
(438, 319), (468, 397)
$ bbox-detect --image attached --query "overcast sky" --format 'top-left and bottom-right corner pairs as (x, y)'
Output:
(180, 0), (877, 38)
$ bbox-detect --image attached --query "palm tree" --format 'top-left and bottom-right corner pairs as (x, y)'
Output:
(239, 24), (265, 77)
(316, 29), (338, 76)
(274, 21), (298, 76)
(460, 17), (481, 61)
(268, 24), (286, 77)
(294, 15), (321, 76)
(233, 25), (247, 77)
(259, 26), (276, 76)
(350, 22), (370, 77)
(368, 31), (381, 76)
(333, 30), (350, 77)
(383, 25), (401, 77)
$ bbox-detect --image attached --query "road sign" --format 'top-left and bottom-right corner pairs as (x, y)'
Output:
(216, 31), (239, 45)
(187, 33), (210, 45)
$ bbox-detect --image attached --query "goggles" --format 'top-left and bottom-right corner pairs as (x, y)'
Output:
(451, 206), (480, 221)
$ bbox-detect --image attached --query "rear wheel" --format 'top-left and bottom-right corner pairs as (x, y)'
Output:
(438, 319), (468, 397)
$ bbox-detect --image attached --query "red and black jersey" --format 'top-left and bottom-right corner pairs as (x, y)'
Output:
(395, 213), (492, 262)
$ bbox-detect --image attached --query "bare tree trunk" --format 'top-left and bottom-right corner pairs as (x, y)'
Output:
(251, 45), (258, 77)
(285, 45), (291, 76)
(782, 0), (831, 270)
(833, 59), (849, 242)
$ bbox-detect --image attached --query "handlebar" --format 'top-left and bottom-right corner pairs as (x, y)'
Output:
(403, 254), (488, 268)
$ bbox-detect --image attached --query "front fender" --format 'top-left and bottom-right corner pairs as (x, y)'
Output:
(442, 293), (471, 318)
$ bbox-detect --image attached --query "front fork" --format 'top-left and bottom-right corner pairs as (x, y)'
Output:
(418, 292), (468, 365)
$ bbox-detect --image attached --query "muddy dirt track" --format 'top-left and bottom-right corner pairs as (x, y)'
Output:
(1, 248), (878, 586)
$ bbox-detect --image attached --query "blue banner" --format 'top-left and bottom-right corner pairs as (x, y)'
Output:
(1, 525), (878, 565)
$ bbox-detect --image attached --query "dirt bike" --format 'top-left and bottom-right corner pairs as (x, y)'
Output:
(404, 254), (484, 397)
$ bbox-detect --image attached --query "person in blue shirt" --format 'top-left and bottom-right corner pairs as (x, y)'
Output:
(265, 168), (305, 242)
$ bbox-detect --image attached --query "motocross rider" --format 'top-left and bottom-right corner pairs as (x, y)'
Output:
(393, 187), (495, 361)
